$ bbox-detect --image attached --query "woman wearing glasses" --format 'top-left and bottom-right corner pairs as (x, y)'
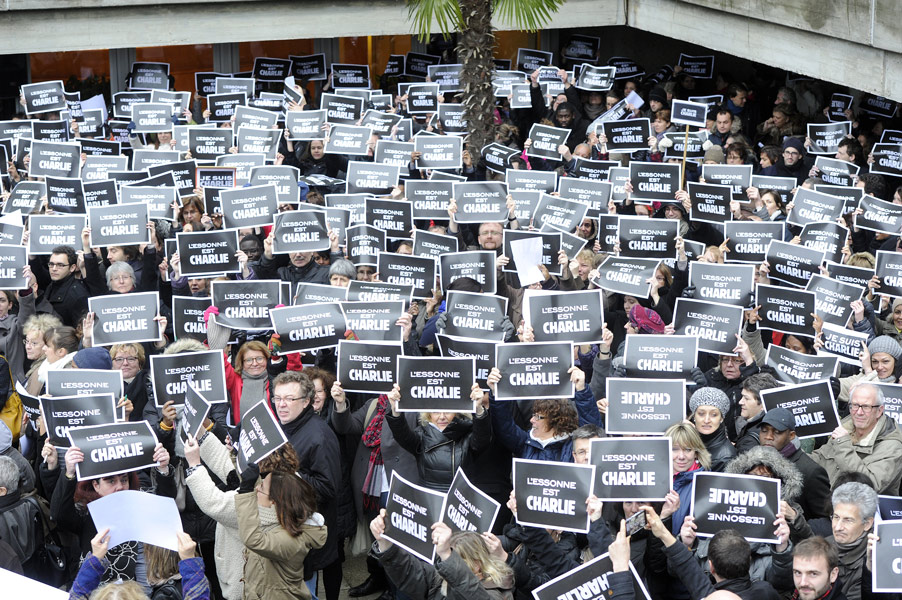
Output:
(109, 343), (151, 422)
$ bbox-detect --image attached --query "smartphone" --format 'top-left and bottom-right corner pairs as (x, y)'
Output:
(625, 510), (647, 536)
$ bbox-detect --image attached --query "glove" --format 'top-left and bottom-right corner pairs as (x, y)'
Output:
(434, 312), (448, 333)
(238, 462), (260, 494)
(613, 364), (627, 378)
(681, 285), (696, 299)
(501, 317), (516, 342)
(268, 333), (282, 357)
(126, 121), (137, 134)
(689, 367), (708, 388)
(171, 113), (181, 125)
(202, 305), (220, 326)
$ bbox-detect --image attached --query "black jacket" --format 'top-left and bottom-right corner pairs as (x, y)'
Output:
(734, 412), (766, 453)
(254, 255), (335, 286)
(664, 540), (782, 600)
(29, 262), (89, 328)
(386, 411), (491, 492)
(281, 403), (342, 573)
(786, 445), (832, 520)
(704, 361), (760, 441)
(700, 425), (737, 473)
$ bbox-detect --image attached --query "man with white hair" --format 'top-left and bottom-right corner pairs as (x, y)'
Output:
(812, 382), (902, 494)
(0, 455), (39, 573)
(826, 482), (877, 600)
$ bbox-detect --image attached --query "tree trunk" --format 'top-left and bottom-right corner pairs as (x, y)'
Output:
(456, 0), (496, 163)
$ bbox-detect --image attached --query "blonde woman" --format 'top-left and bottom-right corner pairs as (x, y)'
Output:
(667, 422), (711, 535)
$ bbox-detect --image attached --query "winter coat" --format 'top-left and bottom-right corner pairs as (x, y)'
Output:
(235, 492), (327, 600)
(734, 411), (766, 453)
(726, 445), (805, 504)
(785, 445), (832, 519)
(69, 554), (209, 600)
(672, 466), (704, 535)
(663, 541), (783, 600)
(699, 425), (737, 473)
(0, 289), (35, 385)
(488, 396), (573, 463)
(30, 266), (89, 328)
(811, 414), (902, 494)
(254, 255), (331, 286)
(386, 411), (491, 492)
(703, 361), (760, 441)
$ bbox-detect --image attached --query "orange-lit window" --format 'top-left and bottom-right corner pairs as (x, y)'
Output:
(495, 31), (538, 66)
(30, 50), (110, 85)
(136, 45), (214, 92)
(369, 35), (412, 86)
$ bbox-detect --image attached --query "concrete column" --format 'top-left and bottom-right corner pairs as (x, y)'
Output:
(108, 48), (136, 95)
(213, 42), (240, 74)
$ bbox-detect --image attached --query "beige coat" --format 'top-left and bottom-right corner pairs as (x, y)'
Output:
(811, 414), (902, 494)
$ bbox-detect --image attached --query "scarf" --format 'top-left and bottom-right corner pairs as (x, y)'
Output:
(362, 395), (387, 510)
(835, 533), (868, 600)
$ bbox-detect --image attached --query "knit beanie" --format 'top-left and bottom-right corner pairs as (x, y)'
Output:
(782, 137), (805, 155)
(703, 144), (724, 163)
(72, 347), (112, 370)
(689, 387), (731, 417)
(868, 335), (902, 360)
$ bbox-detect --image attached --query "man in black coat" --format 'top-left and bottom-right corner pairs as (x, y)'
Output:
(273, 370), (342, 598)
(29, 245), (89, 328)
(759, 408), (832, 519)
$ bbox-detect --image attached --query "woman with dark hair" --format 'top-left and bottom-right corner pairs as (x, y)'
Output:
(176, 196), (208, 233)
(235, 458), (328, 600)
(34, 325), (79, 393)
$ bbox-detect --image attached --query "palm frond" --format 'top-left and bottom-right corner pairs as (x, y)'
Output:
(493, 0), (566, 31)
(406, 0), (463, 41)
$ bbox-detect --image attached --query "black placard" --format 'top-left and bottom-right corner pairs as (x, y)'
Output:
(325, 125), (373, 156)
(131, 102), (172, 134)
(670, 99), (708, 128)
(382, 472), (445, 563)
(813, 156), (859, 187)
(525, 290), (604, 344)
(219, 184), (278, 229)
(505, 171), (555, 193)
(285, 109), (326, 141)
(756, 284), (816, 337)
(340, 301), (404, 343)
(436, 334), (494, 390)
(373, 139), (412, 167)
(765, 240), (824, 288)
(877, 494), (902, 521)
(271, 210), (329, 254)
(629, 161), (681, 202)
(513, 458), (594, 533)
(384, 54), (405, 77)
(269, 303), (345, 354)
(663, 130), (708, 161)
(407, 180), (452, 220)
(196, 166), (236, 190)
(562, 35), (601, 61)
(592, 255), (659, 298)
(236, 399), (289, 473)
(29, 140), (80, 178)
(377, 252), (435, 300)
(765, 345), (838, 385)
(481, 142), (519, 173)
(189, 128), (233, 161)
(129, 62), (169, 91)
(452, 181), (508, 224)
(571, 158), (618, 182)
(171, 295), (212, 342)
(590, 437), (671, 500)
(321, 93), (364, 126)
(437, 103), (466, 135)
(624, 334), (697, 381)
(873, 522), (902, 593)
(806, 273), (862, 328)
(877, 250), (902, 297)
(346, 224), (385, 267)
(439, 251), (496, 295)
(0, 222), (24, 247)
(856, 194), (902, 234)
(68, 421), (158, 481)
(252, 57), (291, 82)
(194, 72), (229, 98)
(414, 136), (461, 170)
(688, 262), (754, 308)
(700, 164), (751, 201)
(575, 65), (616, 92)
(32, 119), (68, 142)
(532, 552), (651, 600)
(112, 92), (152, 119)
(21, 81), (66, 115)
(236, 126), (281, 161)
(443, 290), (508, 341)
(441, 468), (500, 533)
(0, 245), (26, 290)
(673, 298), (743, 355)
(787, 187), (845, 227)
(43, 176), (84, 214)
(211, 279), (280, 330)
(502, 230), (561, 277)
(120, 185), (177, 221)
(27, 214), (84, 255)
(605, 378), (686, 435)
(494, 342), (573, 401)
(337, 340), (402, 394)
(294, 283), (347, 305)
(557, 177), (612, 219)
(526, 124), (568, 160)
(89, 291), (159, 346)
(207, 92), (246, 123)
(724, 221), (785, 264)
(691, 472), (780, 544)
(396, 356), (475, 413)
(150, 349), (228, 407)
(533, 193), (588, 233)
(365, 197), (411, 239)
(349, 163), (400, 196)
(41, 394), (118, 447)
(234, 105), (277, 130)
(180, 381), (212, 443)
(82, 155), (128, 182)
(331, 64), (370, 89)
(515, 48), (553, 73)
(760, 380), (839, 438)
(799, 221), (848, 265)
(819, 324), (867, 366)
(289, 54), (326, 81)
(4, 181), (45, 215)
(602, 119), (651, 153)
(871, 143), (902, 178)
(807, 122), (851, 155)
(406, 84), (440, 115)
(346, 281), (413, 303)
(215, 77), (255, 99)
(686, 181), (731, 224)
(177, 229), (239, 277)
(88, 203), (148, 248)
(618, 216), (677, 260)
(677, 55), (714, 79)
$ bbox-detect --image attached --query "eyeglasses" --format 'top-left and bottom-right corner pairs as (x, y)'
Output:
(273, 396), (301, 404)
(113, 356), (138, 365)
(243, 356), (266, 364)
(849, 403), (880, 413)
(47, 262), (70, 269)
(783, 150), (801, 157)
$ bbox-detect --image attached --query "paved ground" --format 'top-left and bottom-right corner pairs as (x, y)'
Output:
(314, 542), (381, 600)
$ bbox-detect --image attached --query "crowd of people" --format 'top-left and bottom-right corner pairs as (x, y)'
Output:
(0, 32), (901, 600)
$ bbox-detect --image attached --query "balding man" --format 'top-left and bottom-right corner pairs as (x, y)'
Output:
(812, 382), (902, 494)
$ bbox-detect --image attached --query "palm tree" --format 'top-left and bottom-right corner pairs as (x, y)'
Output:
(406, 0), (564, 161)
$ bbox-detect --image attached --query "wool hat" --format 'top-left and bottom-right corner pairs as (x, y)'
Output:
(689, 387), (731, 417)
(72, 347), (112, 371)
(782, 137), (805, 155)
(703, 144), (724, 163)
(628, 305), (665, 334)
(649, 86), (667, 104)
(868, 335), (902, 361)
(761, 407), (795, 432)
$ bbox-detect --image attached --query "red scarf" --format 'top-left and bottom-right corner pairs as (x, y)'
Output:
(361, 395), (388, 510)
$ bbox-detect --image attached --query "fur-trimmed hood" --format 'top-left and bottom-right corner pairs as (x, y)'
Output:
(725, 446), (804, 503)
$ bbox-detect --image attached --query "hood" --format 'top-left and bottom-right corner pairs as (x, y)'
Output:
(302, 512), (328, 549)
(725, 446), (803, 502)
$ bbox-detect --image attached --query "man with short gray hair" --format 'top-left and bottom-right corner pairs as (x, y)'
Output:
(827, 482), (877, 600)
(0, 455), (39, 572)
(812, 382), (902, 494)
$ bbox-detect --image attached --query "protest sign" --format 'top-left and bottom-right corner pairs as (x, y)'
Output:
(605, 378), (686, 435)
(382, 472), (445, 563)
(4, 181), (45, 215)
(513, 458), (594, 533)
(82, 155), (128, 181)
(269, 303), (345, 354)
(248, 165), (300, 205)
(856, 195), (902, 235)
(321, 93), (363, 125)
(452, 181), (509, 224)
(819, 324), (868, 366)
(526, 124), (569, 160)
(558, 177), (612, 218)
(41, 394), (117, 447)
(799, 222), (848, 265)
(589, 437), (671, 500)
(787, 188), (846, 227)
(563, 35), (601, 61)
(435, 335), (495, 391)
(294, 283), (347, 305)
(688, 262), (754, 309)
(189, 128), (233, 161)
(218, 184), (278, 229)
(45, 176), (85, 214)
(508, 190), (542, 226)
(509, 83), (533, 109)
(765, 345), (839, 385)
(347, 161), (400, 196)
(236, 399), (289, 473)
(365, 197), (411, 239)
(180, 381), (212, 443)
(441, 468), (500, 533)
(374, 139), (414, 167)
(68, 422), (158, 481)
(663, 130), (708, 161)
(29, 140), (80, 178)
(516, 48), (553, 73)
(406, 84), (439, 115)
(532, 551), (651, 600)
(171, 296), (212, 342)
(112, 91), (152, 119)
(340, 301), (404, 342)
(215, 77), (255, 99)
(236, 126), (281, 160)
(150, 349), (227, 407)
(46, 369), (123, 400)
(396, 356), (475, 413)
(629, 162), (681, 202)
(760, 380), (840, 438)
(873, 521), (902, 592)
(289, 54), (326, 81)
(624, 335), (697, 381)
(691, 472), (780, 543)
(211, 279), (280, 330)
(871, 144), (902, 178)
(32, 120), (68, 142)
(572, 157), (618, 180)
(129, 62), (169, 90)
(756, 284), (816, 338)
(687, 181), (731, 224)
(602, 119), (651, 153)
(131, 102), (172, 134)
(337, 340), (403, 394)
(507, 170), (557, 193)
(442, 290), (508, 341)
(412, 229), (457, 259)
(414, 136), (462, 170)
(407, 180), (453, 220)
(524, 289), (604, 344)
(325, 125), (372, 155)
(440, 251), (496, 295)
(89, 292), (159, 346)
(814, 156), (859, 187)
(121, 184), (177, 221)
(806, 274), (862, 328)
(678, 55), (714, 78)
(533, 193), (588, 233)
(701, 164), (752, 201)
(21, 81), (66, 115)
(377, 252), (435, 300)
(765, 240), (824, 288)
(673, 298), (743, 355)
(876, 250), (902, 298)
(877, 386), (902, 430)
(0, 245), (26, 290)
(807, 122), (852, 155)
(592, 256), (659, 298)
(575, 65), (617, 91)
(502, 230), (560, 277)
(27, 214), (84, 255)
(670, 100), (708, 128)
(207, 92), (246, 122)
(85, 203), (146, 248)
(176, 229), (239, 277)
(494, 342), (573, 401)
(481, 142), (519, 173)
(724, 221), (785, 264)
(618, 217), (677, 260)
(272, 210), (330, 254)
(285, 110), (326, 141)
(346, 225), (385, 267)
